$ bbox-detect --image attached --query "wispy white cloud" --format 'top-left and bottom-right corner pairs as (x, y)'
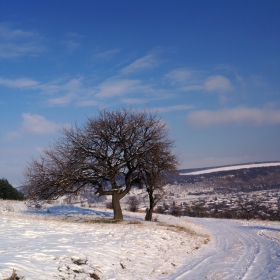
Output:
(95, 78), (141, 98)
(121, 54), (158, 75)
(155, 104), (193, 113)
(77, 99), (99, 107)
(0, 75), (144, 106)
(204, 75), (233, 92)
(0, 77), (40, 88)
(0, 76), (79, 101)
(122, 98), (148, 104)
(40, 78), (84, 94)
(61, 32), (83, 53)
(187, 106), (280, 127)
(39, 78), (91, 106)
(166, 69), (233, 95)
(180, 85), (204, 91)
(165, 68), (196, 84)
(250, 74), (267, 87)
(48, 93), (76, 106)
(0, 76), (87, 106)
(0, 68), (234, 110)
(0, 22), (46, 58)
(93, 48), (120, 61)
(62, 40), (80, 52)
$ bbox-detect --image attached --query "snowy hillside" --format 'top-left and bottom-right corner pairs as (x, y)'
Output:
(0, 200), (209, 280)
(180, 162), (280, 175)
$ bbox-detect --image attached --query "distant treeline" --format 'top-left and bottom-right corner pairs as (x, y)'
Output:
(0, 178), (24, 200)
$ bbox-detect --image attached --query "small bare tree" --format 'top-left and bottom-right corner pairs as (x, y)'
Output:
(23, 108), (178, 220)
(138, 145), (178, 221)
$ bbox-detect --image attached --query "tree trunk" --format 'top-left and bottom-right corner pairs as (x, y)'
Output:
(145, 208), (153, 221)
(145, 190), (155, 221)
(112, 192), (123, 220)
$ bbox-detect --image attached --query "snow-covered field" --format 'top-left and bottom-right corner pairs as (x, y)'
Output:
(180, 162), (280, 175)
(0, 200), (209, 280)
(1, 200), (280, 280)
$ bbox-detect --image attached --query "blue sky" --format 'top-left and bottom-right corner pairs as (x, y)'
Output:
(0, 1), (280, 186)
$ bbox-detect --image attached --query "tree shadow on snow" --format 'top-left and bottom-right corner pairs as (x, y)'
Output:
(24, 205), (114, 218)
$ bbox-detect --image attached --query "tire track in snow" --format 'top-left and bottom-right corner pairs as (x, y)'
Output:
(258, 230), (280, 244)
(232, 228), (260, 279)
(164, 218), (280, 280)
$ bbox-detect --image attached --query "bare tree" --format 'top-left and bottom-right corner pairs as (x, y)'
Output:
(23, 108), (178, 220)
(138, 145), (178, 221)
(138, 169), (172, 221)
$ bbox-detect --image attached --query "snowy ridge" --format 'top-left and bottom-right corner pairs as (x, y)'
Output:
(180, 162), (280, 176)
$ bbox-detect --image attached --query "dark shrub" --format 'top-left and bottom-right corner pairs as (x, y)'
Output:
(0, 178), (24, 200)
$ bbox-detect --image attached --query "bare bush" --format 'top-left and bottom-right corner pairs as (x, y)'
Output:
(155, 205), (165, 214)
(105, 201), (113, 209)
(127, 196), (140, 212)
(170, 201), (182, 217)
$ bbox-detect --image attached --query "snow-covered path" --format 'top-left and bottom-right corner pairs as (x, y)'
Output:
(166, 218), (280, 280)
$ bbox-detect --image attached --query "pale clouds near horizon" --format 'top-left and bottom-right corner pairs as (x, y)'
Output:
(5, 114), (65, 140)
(187, 106), (280, 127)
(180, 155), (257, 169)
(155, 105), (193, 113)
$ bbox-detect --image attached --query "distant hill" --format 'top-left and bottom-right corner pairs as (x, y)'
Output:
(171, 162), (280, 194)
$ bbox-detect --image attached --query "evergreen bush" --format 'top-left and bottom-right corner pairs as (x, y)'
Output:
(0, 178), (24, 200)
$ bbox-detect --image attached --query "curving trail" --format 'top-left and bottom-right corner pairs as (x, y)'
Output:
(165, 218), (280, 280)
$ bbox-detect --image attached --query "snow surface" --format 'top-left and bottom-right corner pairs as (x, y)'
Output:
(1, 200), (280, 279)
(180, 162), (280, 176)
(0, 200), (208, 280)
(165, 217), (280, 280)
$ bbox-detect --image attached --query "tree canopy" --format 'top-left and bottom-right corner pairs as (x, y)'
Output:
(23, 108), (178, 219)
